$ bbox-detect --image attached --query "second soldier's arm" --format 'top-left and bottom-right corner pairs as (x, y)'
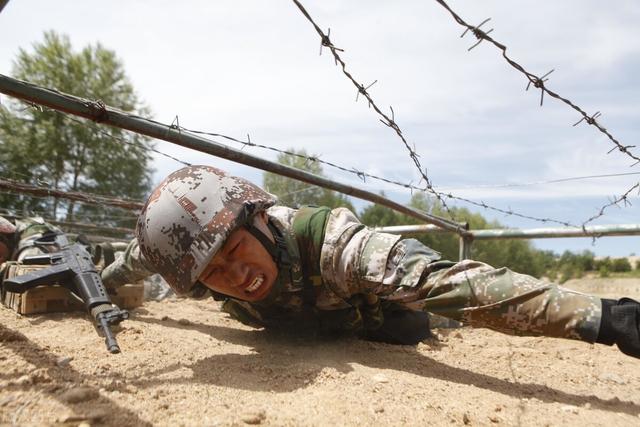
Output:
(101, 238), (156, 288)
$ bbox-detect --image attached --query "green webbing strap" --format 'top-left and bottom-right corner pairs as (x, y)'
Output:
(292, 206), (331, 306)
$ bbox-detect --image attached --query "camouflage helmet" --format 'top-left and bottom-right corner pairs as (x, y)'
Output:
(136, 165), (277, 295)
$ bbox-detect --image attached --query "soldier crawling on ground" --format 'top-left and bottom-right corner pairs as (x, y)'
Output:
(0, 216), (66, 264)
(95, 165), (640, 358)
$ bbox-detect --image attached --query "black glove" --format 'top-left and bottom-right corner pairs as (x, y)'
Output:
(597, 298), (640, 359)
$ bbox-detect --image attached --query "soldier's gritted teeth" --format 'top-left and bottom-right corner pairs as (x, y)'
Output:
(198, 225), (278, 302)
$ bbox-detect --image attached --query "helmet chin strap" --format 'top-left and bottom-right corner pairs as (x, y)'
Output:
(244, 220), (291, 269)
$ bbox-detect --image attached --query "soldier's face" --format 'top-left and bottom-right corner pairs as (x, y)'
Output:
(198, 213), (278, 302)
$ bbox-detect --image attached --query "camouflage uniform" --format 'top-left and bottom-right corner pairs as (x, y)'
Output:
(101, 236), (155, 289)
(105, 205), (602, 343)
(0, 216), (64, 261)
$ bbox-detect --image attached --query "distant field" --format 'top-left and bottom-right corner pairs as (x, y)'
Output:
(563, 277), (640, 300)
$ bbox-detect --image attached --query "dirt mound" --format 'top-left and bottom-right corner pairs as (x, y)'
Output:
(1, 282), (640, 426)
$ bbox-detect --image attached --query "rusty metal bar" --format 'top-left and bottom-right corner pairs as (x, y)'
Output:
(1, 213), (134, 235)
(0, 73), (469, 235)
(48, 219), (134, 236)
(0, 178), (144, 211)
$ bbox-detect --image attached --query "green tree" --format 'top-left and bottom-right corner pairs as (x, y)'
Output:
(0, 31), (153, 229)
(359, 192), (550, 277)
(544, 250), (596, 283)
(359, 192), (401, 227)
(611, 257), (632, 272)
(263, 149), (354, 210)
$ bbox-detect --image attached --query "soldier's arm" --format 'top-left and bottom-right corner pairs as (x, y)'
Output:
(319, 212), (640, 356)
(101, 238), (156, 288)
(375, 241), (606, 344)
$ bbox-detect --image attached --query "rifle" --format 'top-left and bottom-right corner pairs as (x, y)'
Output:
(2, 233), (129, 353)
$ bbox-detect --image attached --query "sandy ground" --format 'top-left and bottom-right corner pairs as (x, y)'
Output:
(1, 279), (640, 426)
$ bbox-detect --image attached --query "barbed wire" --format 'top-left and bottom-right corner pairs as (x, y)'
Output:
(290, 0), (456, 218)
(581, 182), (640, 229)
(19, 105), (640, 196)
(18, 97), (579, 227)
(0, 205), (138, 223)
(289, 0), (638, 227)
(179, 122), (583, 226)
(63, 114), (192, 167)
(12, 97), (584, 227)
(7, 80), (633, 229)
(433, 0), (639, 166)
(436, 171), (640, 191)
(0, 177), (144, 211)
(0, 211), (134, 236)
(50, 218), (134, 235)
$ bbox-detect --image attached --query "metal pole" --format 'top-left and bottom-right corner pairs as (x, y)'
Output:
(0, 74), (468, 236)
(377, 223), (640, 240)
(0, 0), (9, 14)
(375, 224), (449, 235)
(472, 224), (640, 240)
(458, 234), (473, 260)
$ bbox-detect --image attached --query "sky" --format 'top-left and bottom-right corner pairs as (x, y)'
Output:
(0, 0), (639, 256)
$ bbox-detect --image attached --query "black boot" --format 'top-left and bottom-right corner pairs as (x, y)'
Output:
(596, 298), (640, 358)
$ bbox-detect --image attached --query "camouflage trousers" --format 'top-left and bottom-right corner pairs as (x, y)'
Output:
(415, 260), (601, 343)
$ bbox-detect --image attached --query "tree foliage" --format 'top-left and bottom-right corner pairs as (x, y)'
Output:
(263, 149), (354, 210)
(0, 31), (153, 229)
(359, 193), (553, 277)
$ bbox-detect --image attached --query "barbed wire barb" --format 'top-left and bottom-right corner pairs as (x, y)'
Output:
(461, 17), (494, 51)
(319, 27), (344, 56)
(573, 111), (601, 127)
(581, 182), (640, 227)
(526, 69), (554, 106)
(170, 115), (179, 128)
(355, 80), (377, 103)
(434, 0), (639, 164)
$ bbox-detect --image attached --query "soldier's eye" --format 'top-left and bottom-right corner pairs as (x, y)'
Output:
(201, 265), (222, 283)
(229, 240), (242, 255)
